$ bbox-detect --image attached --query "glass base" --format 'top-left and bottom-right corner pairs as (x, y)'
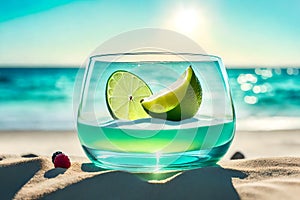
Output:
(82, 141), (231, 172)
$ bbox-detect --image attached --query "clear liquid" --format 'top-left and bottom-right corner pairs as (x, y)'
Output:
(77, 117), (235, 171)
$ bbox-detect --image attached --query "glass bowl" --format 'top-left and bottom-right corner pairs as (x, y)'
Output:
(77, 51), (235, 172)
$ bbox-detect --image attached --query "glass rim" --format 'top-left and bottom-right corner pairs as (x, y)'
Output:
(89, 51), (222, 61)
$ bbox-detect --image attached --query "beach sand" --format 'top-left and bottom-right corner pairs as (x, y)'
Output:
(1, 130), (300, 199)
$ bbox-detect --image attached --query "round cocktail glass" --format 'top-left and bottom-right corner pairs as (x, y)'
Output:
(77, 52), (235, 172)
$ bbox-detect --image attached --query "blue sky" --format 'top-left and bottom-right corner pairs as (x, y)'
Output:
(0, 0), (299, 66)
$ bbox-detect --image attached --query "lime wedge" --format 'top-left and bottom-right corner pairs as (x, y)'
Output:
(141, 66), (202, 121)
(106, 70), (152, 120)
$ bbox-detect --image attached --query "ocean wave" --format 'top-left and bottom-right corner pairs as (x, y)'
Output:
(236, 117), (300, 131)
(0, 67), (299, 131)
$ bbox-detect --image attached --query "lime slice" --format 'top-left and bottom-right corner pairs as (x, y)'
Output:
(106, 70), (152, 120)
(141, 66), (202, 121)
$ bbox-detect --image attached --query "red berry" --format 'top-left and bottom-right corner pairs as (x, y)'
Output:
(53, 153), (71, 168)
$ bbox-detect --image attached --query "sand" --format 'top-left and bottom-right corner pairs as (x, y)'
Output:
(1, 155), (300, 200)
(1, 130), (300, 199)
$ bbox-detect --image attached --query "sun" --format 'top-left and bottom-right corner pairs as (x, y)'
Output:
(173, 8), (200, 34)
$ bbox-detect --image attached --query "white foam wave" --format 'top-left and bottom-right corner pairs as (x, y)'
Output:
(236, 117), (300, 131)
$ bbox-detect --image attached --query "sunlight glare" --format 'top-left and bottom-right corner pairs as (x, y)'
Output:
(174, 8), (200, 34)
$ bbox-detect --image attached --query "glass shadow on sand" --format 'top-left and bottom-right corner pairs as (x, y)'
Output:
(43, 164), (247, 200)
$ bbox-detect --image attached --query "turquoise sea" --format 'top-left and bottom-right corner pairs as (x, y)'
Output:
(0, 67), (299, 131)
